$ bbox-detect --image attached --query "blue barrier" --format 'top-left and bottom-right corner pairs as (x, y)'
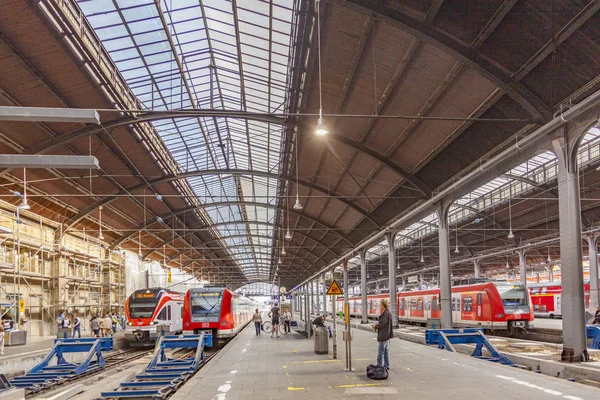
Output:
(100, 334), (209, 399)
(10, 337), (113, 389)
(587, 325), (600, 349)
(425, 328), (514, 366)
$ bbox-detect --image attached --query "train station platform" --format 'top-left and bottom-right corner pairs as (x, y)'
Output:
(173, 323), (600, 400)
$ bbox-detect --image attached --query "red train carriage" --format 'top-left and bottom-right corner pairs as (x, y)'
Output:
(124, 288), (184, 346)
(333, 281), (534, 332)
(182, 287), (257, 342)
(528, 281), (590, 318)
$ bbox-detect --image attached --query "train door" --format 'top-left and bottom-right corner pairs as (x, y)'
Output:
(476, 293), (483, 320)
(431, 296), (440, 319)
(452, 294), (461, 324)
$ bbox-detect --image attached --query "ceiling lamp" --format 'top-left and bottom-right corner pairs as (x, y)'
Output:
(281, 246), (286, 256)
(292, 125), (303, 210)
(547, 247), (552, 263)
(278, 258), (282, 265)
(138, 231), (143, 259)
(314, 0), (328, 136)
(507, 190), (515, 239)
(285, 200), (292, 239)
(98, 206), (104, 240)
(19, 168), (30, 210)
(420, 237), (425, 263)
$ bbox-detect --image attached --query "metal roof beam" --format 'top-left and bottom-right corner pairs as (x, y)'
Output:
(333, 0), (552, 123)
(62, 169), (380, 231)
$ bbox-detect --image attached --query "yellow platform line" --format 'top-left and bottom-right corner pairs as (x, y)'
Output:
(328, 383), (381, 389)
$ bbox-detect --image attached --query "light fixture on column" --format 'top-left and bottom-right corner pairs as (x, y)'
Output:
(314, 0), (328, 136)
(98, 206), (104, 240)
(19, 168), (30, 210)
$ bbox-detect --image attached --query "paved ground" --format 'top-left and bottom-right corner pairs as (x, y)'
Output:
(173, 320), (600, 399)
(0, 335), (55, 357)
(534, 318), (563, 330)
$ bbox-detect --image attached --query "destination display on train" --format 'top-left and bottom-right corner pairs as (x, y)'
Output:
(195, 292), (221, 297)
(136, 293), (155, 298)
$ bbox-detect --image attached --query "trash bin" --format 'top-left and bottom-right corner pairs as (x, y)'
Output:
(314, 326), (329, 355)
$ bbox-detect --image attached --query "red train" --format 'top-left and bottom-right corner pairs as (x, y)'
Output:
(528, 281), (591, 318)
(125, 288), (184, 346)
(331, 281), (534, 332)
(182, 287), (257, 342)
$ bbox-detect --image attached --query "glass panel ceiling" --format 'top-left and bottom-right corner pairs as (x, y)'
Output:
(77, 0), (298, 281)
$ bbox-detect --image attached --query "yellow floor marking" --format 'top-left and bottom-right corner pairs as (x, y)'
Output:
(406, 368), (413, 372)
(282, 365), (287, 369)
(291, 359), (344, 364)
(292, 350), (297, 354)
(345, 375), (349, 380)
(331, 383), (381, 389)
(288, 386), (307, 391)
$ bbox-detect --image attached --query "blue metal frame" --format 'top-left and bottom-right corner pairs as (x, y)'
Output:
(10, 338), (113, 389)
(100, 334), (207, 399)
(587, 325), (600, 349)
(425, 329), (514, 366)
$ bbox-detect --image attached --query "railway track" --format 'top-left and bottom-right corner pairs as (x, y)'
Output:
(26, 348), (153, 399)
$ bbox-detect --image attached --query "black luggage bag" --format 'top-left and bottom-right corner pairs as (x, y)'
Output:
(366, 364), (388, 380)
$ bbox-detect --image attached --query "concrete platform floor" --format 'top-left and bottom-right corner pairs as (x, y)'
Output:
(0, 335), (55, 357)
(172, 322), (600, 400)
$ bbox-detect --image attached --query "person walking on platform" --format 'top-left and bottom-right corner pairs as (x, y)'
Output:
(282, 308), (291, 334)
(253, 309), (262, 335)
(102, 314), (113, 337)
(90, 315), (100, 337)
(372, 299), (393, 371)
(72, 313), (81, 338)
(269, 303), (280, 338)
(593, 306), (600, 324)
(0, 325), (5, 355)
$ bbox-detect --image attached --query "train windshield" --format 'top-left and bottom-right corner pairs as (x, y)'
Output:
(190, 290), (223, 321)
(128, 299), (158, 319)
(495, 284), (528, 308)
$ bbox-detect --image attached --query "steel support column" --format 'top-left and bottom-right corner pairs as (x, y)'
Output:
(518, 250), (527, 286)
(553, 136), (588, 362)
(316, 278), (321, 314)
(437, 201), (453, 329)
(385, 232), (398, 327)
(474, 260), (481, 278)
(586, 235), (600, 311)
(359, 249), (368, 323)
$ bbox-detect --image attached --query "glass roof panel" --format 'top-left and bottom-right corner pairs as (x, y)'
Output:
(78, 0), (299, 281)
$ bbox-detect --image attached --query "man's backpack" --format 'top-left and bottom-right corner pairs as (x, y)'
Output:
(366, 364), (388, 380)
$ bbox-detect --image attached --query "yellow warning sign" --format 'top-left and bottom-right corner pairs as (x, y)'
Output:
(326, 279), (343, 295)
(19, 299), (25, 314)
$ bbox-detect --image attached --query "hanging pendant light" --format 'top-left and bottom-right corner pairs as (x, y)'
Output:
(19, 168), (30, 210)
(278, 257), (282, 265)
(281, 246), (286, 256)
(547, 247), (552, 263)
(293, 126), (303, 210)
(138, 231), (142, 260)
(507, 191), (514, 239)
(420, 237), (425, 263)
(285, 200), (292, 239)
(293, 196), (303, 210)
(98, 206), (104, 240)
(314, 0), (328, 136)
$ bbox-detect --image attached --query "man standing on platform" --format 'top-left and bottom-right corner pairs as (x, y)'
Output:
(372, 299), (393, 371)
(269, 303), (280, 338)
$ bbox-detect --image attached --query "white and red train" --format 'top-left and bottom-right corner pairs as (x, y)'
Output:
(182, 287), (257, 341)
(125, 288), (184, 346)
(329, 281), (534, 332)
(528, 281), (591, 318)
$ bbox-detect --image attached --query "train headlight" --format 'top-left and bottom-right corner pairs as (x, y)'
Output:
(127, 322), (133, 326)
(149, 321), (155, 326)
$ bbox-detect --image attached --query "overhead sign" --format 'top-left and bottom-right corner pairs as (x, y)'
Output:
(326, 279), (343, 295)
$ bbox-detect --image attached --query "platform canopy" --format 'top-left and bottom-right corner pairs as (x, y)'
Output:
(1, 1), (600, 289)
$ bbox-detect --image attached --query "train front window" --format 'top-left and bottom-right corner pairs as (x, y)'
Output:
(496, 284), (528, 308)
(190, 291), (223, 319)
(129, 300), (158, 319)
